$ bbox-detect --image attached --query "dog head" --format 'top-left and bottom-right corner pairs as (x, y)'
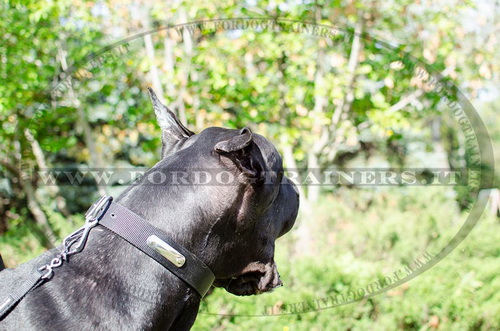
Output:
(147, 88), (299, 296)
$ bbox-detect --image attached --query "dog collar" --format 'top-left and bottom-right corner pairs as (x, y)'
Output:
(0, 196), (215, 320)
(98, 198), (215, 297)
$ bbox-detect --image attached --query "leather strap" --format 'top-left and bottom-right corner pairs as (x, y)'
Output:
(99, 202), (215, 297)
(0, 271), (44, 319)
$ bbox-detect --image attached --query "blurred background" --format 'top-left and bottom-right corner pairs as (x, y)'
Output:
(0, 0), (499, 330)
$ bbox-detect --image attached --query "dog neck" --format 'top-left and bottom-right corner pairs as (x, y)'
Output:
(68, 168), (245, 329)
(66, 217), (203, 329)
(39, 190), (213, 330)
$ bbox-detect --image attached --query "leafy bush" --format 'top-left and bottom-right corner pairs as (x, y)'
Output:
(195, 187), (500, 330)
(1, 187), (497, 330)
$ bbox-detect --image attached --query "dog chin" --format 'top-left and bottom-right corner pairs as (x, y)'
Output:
(213, 262), (282, 296)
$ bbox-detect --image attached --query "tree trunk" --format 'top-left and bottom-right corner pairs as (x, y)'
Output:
(431, 117), (451, 170)
(58, 45), (108, 196)
(0, 159), (56, 248)
(307, 45), (327, 203)
(173, 9), (192, 126)
(144, 28), (166, 103)
(24, 129), (72, 219)
(293, 10), (365, 256)
(164, 30), (176, 99)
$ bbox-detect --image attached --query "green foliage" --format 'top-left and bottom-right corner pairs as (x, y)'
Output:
(0, 216), (46, 266)
(195, 188), (500, 330)
(0, 1), (498, 330)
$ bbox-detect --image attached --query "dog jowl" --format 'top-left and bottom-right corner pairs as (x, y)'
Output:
(0, 88), (299, 330)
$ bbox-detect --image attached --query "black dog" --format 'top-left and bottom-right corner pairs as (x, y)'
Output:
(0, 88), (299, 330)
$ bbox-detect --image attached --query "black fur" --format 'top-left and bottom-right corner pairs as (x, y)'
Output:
(0, 89), (299, 330)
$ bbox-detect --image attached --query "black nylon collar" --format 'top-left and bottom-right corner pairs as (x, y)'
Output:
(0, 197), (215, 321)
(98, 201), (215, 297)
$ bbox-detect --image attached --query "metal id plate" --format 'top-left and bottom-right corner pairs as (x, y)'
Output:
(146, 235), (186, 267)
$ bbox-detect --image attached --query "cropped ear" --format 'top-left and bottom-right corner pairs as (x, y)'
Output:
(214, 127), (263, 178)
(148, 87), (194, 158)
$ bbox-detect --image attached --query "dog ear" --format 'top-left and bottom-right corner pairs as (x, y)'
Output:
(214, 128), (263, 178)
(148, 87), (194, 158)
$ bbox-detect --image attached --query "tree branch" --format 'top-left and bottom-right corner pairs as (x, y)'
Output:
(24, 129), (72, 218)
(0, 158), (56, 247)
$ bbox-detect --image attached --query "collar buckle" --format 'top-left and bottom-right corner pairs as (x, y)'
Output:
(85, 195), (113, 221)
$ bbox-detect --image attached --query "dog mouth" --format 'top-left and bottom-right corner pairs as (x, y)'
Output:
(212, 262), (282, 296)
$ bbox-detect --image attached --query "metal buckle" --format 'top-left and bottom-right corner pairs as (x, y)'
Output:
(85, 195), (113, 222)
(62, 195), (113, 256)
